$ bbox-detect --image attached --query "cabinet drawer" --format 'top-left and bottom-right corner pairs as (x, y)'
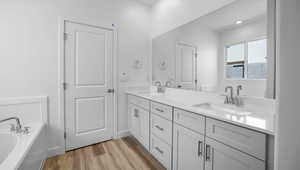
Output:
(174, 108), (205, 134)
(206, 118), (266, 160)
(151, 114), (172, 145)
(150, 135), (172, 170)
(128, 95), (150, 110)
(151, 102), (173, 120)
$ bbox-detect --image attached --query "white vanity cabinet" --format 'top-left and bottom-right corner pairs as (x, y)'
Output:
(173, 109), (266, 170)
(150, 102), (173, 170)
(204, 137), (265, 170)
(127, 94), (271, 170)
(173, 124), (205, 170)
(128, 95), (150, 150)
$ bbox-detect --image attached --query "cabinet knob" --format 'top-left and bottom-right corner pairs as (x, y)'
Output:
(155, 108), (164, 112)
(155, 125), (164, 131)
(155, 147), (164, 154)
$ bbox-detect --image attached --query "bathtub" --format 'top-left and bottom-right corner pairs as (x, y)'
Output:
(0, 122), (47, 170)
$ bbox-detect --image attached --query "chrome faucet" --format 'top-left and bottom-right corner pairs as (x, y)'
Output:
(235, 85), (243, 106)
(223, 85), (244, 107)
(165, 80), (172, 87)
(154, 81), (165, 93)
(0, 117), (23, 133)
(224, 86), (234, 104)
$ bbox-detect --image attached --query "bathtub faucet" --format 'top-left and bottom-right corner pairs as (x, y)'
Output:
(0, 116), (23, 133)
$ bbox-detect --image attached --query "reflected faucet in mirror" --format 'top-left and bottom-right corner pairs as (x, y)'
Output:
(154, 81), (165, 93)
(224, 86), (234, 104)
(223, 85), (243, 107)
(235, 85), (243, 106)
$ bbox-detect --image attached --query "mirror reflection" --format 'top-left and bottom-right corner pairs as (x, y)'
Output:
(152, 0), (275, 99)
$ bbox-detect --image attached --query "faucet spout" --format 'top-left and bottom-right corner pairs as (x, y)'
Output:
(225, 86), (234, 104)
(0, 116), (22, 132)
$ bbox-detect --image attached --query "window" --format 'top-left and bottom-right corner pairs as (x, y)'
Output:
(225, 38), (267, 79)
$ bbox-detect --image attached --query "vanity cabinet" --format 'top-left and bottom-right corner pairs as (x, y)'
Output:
(150, 101), (173, 169)
(206, 118), (266, 160)
(204, 137), (265, 170)
(128, 95), (150, 150)
(173, 123), (205, 170)
(127, 94), (270, 170)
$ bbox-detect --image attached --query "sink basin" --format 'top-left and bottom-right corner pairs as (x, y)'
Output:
(192, 103), (252, 116)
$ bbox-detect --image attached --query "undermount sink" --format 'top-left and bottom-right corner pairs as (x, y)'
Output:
(192, 103), (252, 116)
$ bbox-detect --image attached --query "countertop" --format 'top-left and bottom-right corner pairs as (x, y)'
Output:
(126, 90), (276, 135)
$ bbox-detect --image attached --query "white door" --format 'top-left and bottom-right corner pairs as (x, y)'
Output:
(204, 138), (265, 170)
(175, 43), (197, 90)
(173, 124), (205, 170)
(65, 21), (114, 150)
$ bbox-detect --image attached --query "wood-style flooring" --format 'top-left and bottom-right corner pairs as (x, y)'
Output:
(43, 136), (166, 170)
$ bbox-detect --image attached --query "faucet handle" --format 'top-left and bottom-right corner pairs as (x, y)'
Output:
(23, 126), (30, 134)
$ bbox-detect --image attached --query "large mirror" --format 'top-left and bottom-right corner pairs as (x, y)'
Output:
(152, 0), (276, 99)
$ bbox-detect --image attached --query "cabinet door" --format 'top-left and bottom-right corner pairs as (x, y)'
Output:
(204, 138), (265, 170)
(173, 124), (205, 170)
(129, 105), (140, 140)
(139, 107), (150, 150)
(129, 104), (150, 150)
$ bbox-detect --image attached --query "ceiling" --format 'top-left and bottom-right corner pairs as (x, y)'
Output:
(184, 0), (267, 31)
(135, 0), (159, 6)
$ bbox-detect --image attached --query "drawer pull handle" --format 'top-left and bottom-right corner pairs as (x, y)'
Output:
(155, 147), (164, 154)
(205, 144), (211, 161)
(155, 125), (164, 131)
(198, 141), (203, 156)
(155, 108), (164, 112)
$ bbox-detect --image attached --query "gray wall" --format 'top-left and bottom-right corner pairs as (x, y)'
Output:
(276, 0), (300, 169)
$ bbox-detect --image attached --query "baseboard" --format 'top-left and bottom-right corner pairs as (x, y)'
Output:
(117, 130), (130, 138)
(47, 146), (65, 158)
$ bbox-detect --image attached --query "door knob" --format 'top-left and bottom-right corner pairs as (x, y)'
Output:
(107, 89), (115, 93)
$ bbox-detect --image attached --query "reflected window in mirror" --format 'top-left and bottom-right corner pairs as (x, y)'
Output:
(225, 38), (267, 79)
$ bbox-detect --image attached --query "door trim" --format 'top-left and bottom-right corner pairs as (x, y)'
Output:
(58, 17), (118, 153)
(175, 41), (198, 90)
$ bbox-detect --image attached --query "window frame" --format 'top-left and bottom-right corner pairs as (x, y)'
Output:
(224, 36), (267, 80)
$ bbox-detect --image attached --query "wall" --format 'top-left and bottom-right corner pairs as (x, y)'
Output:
(151, 0), (236, 37)
(218, 18), (267, 97)
(0, 0), (151, 156)
(276, 0), (300, 169)
(152, 19), (219, 91)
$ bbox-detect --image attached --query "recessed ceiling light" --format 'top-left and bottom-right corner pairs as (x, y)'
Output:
(236, 20), (243, 25)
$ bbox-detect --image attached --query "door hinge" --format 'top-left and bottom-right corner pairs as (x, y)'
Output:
(64, 131), (67, 139)
(64, 33), (68, 40)
(63, 82), (67, 90)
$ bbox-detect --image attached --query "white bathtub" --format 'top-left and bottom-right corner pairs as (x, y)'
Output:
(0, 133), (18, 164)
(0, 122), (47, 170)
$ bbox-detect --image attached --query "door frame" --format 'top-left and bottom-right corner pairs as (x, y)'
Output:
(175, 41), (198, 90)
(58, 17), (119, 152)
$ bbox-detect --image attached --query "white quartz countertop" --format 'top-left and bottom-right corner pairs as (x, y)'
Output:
(126, 90), (276, 135)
